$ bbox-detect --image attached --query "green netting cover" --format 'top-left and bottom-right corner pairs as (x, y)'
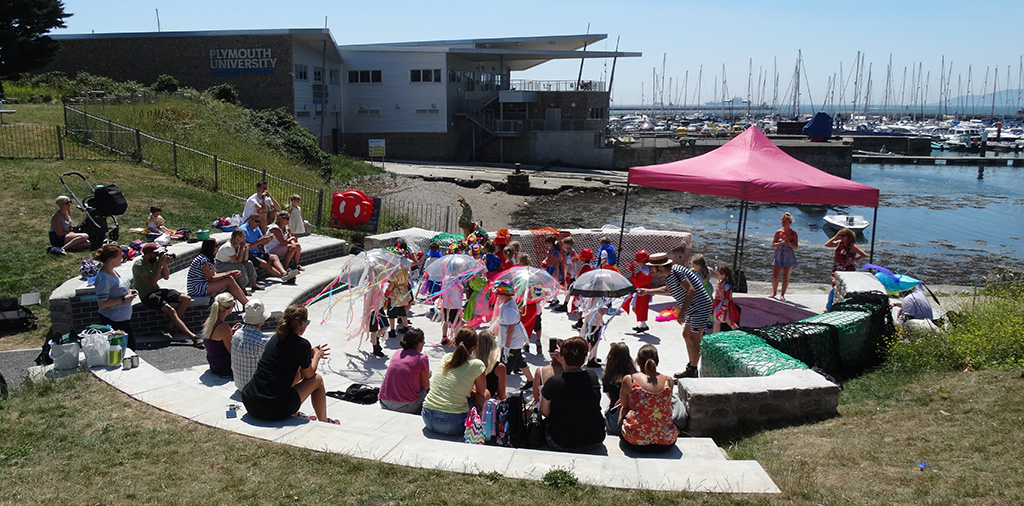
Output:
(700, 330), (808, 378)
(802, 310), (872, 374)
(746, 321), (842, 374)
(429, 232), (464, 248)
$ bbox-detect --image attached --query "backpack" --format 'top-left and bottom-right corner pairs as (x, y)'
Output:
(497, 392), (526, 447)
(0, 297), (38, 331)
(327, 383), (380, 404)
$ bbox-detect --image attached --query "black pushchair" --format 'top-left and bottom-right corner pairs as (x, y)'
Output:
(60, 172), (127, 248)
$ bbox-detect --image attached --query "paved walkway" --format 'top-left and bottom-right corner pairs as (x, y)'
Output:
(79, 276), (822, 493)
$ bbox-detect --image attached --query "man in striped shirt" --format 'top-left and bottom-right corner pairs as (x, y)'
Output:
(637, 252), (714, 378)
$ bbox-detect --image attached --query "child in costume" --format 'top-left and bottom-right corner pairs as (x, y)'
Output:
(386, 266), (412, 341)
(553, 236), (577, 312)
(628, 250), (652, 332)
(516, 254), (543, 353)
(482, 242), (502, 281)
(597, 236), (619, 272)
(571, 248), (596, 330)
(712, 265), (739, 333)
(579, 299), (609, 368)
(493, 229), (511, 264)
(493, 280), (535, 389)
(439, 273), (465, 345)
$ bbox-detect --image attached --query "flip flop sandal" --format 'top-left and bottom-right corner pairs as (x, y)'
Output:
(325, 418), (340, 425)
(294, 412), (317, 421)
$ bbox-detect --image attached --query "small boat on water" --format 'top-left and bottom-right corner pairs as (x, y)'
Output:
(823, 214), (869, 233)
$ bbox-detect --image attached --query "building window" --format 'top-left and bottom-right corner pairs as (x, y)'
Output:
(313, 66), (324, 83)
(329, 69), (340, 84)
(296, 111), (311, 117)
(294, 64), (308, 81)
(449, 69), (462, 83)
(411, 69), (442, 83)
(348, 70), (382, 83)
(356, 109), (381, 116)
(415, 109), (441, 115)
(588, 107), (606, 120)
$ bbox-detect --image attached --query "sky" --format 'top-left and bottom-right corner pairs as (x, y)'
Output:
(52, 0), (1024, 110)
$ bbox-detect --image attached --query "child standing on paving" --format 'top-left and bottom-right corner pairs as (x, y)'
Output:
(493, 280), (534, 390)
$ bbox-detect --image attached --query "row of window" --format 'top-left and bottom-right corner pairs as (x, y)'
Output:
(353, 109), (440, 116)
(294, 64), (339, 84)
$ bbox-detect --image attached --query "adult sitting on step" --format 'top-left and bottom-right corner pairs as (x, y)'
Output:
(266, 211), (302, 274)
(238, 214), (293, 284)
(378, 328), (431, 414)
(215, 229), (259, 294)
(201, 293), (236, 377)
(618, 344), (677, 453)
(241, 304), (337, 424)
(231, 298), (271, 392)
(132, 242), (201, 348)
(185, 238), (250, 306)
(540, 337), (606, 453)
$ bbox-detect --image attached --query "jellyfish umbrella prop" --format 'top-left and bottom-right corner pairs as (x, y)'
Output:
(491, 266), (561, 303)
(304, 248), (409, 325)
(569, 268), (636, 298)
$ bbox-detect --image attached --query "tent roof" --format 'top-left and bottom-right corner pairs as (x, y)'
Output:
(628, 127), (879, 207)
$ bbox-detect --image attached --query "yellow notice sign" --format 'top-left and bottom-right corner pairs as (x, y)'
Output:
(368, 139), (386, 157)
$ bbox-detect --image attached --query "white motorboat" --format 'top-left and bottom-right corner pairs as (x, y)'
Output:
(823, 214), (869, 232)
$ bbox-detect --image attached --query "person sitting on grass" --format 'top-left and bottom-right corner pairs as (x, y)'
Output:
(186, 238), (249, 306)
(421, 326), (488, 436)
(379, 328), (431, 414)
(146, 205), (174, 242)
(132, 242), (200, 347)
(239, 213), (292, 284)
(231, 298), (271, 392)
(48, 195), (90, 255)
(540, 337), (606, 452)
(241, 304), (337, 424)
(201, 293), (235, 377)
(618, 344), (678, 453)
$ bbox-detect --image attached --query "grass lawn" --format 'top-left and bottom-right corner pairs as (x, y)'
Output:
(1, 368), (1021, 505)
(0, 157), (244, 350)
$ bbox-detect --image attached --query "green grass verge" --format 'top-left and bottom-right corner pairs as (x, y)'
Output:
(1, 369), (1022, 504)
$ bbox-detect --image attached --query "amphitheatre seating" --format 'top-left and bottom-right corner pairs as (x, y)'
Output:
(83, 357), (780, 494)
(47, 232), (348, 339)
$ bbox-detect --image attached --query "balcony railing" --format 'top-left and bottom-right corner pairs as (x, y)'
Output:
(508, 80), (606, 92)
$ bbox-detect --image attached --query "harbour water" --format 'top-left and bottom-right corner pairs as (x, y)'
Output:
(512, 161), (1023, 286)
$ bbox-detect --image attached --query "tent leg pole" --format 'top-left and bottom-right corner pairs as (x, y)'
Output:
(739, 202), (749, 271)
(869, 206), (878, 264)
(732, 200), (746, 274)
(617, 182), (630, 255)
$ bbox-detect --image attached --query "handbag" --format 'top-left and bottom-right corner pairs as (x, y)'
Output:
(523, 401), (545, 449)
(464, 407), (486, 444)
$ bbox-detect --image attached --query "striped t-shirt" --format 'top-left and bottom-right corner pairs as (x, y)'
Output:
(186, 254), (212, 297)
(666, 264), (714, 316)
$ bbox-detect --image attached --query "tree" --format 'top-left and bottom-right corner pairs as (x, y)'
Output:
(0, 0), (72, 98)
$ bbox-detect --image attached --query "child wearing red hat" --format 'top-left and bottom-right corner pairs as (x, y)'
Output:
(628, 250), (652, 332)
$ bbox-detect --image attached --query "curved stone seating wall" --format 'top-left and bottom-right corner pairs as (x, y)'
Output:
(47, 232), (348, 339)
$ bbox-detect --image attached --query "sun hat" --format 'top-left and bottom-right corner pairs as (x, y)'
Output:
(646, 252), (673, 267)
(578, 248), (595, 261)
(634, 250), (650, 263)
(141, 242), (160, 255)
(243, 298), (269, 325)
(56, 195), (71, 206)
(492, 280), (515, 296)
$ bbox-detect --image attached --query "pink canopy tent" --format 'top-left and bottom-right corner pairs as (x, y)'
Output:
(621, 126), (881, 281)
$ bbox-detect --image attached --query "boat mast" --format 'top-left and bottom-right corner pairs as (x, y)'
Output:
(851, 51), (861, 116)
(991, 65), (998, 118)
(791, 50), (801, 118)
(863, 63), (872, 116)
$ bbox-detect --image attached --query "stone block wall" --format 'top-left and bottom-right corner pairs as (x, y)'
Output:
(679, 369), (840, 437)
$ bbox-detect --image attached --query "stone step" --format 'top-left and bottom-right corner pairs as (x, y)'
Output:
(92, 358), (779, 494)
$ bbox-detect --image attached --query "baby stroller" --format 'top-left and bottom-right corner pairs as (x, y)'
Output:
(60, 171), (127, 248)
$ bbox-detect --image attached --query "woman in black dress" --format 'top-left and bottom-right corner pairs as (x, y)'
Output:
(241, 304), (336, 424)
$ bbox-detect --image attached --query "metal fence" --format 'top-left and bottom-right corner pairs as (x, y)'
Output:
(0, 123), (114, 160)
(0, 105), (457, 236)
(378, 198), (457, 235)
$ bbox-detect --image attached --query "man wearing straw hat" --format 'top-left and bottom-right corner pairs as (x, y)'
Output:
(637, 253), (713, 378)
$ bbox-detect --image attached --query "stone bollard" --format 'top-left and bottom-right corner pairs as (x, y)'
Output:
(507, 164), (530, 195)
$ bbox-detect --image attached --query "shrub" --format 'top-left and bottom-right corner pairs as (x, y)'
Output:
(151, 74), (179, 93)
(207, 83), (239, 104)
